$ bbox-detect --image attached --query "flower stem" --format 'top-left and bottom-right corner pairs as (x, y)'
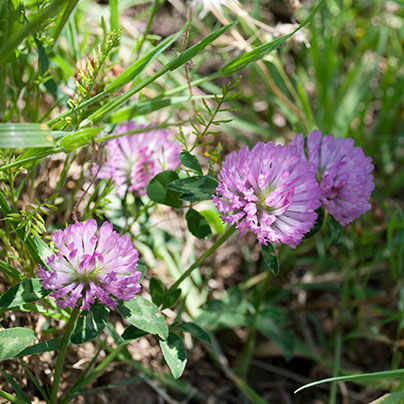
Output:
(161, 224), (237, 307)
(50, 307), (81, 404)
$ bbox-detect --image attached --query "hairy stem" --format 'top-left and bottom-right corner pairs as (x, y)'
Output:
(50, 307), (81, 404)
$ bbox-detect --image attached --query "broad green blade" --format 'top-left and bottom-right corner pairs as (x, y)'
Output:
(0, 123), (54, 148)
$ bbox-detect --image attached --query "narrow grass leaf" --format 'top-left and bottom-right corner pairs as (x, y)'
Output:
(0, 328), (36, 361)
(105, 26), (186, 94)
(221, 0), (324, 75)
(166, 22), (234, 72)
(379, 391), (404, 404)
(117, 296), (168, 339)
(160, 333), (187, 379)
(0, 123), (54, 148)
(17, 337), (63, 357)
(60, 128), (101, 149)
(18, 359), (49, 402)
(109, 0), (119, 32)
(51, 0), (80, 46)
(295, 369), (404, 394)
(85, 24), (233, 124)
(0, 260), (24, 281)
(110, 96), (199, 123)
(0, 0), (69, 64)
(0, 370), (30, 403)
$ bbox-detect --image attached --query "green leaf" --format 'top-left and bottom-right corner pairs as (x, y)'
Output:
(70, 303), (110, 344)
(59, 128), (101, 149)
(146, 170), (183, 208)
(304, 206), (324, 239)
(109, 0), (119, 31)
(295, 369), (404, 395)
(221, 1), (324, 75)
(378, 391), (404, 404)
(1, 369), (31, 402)
(172, 322), (211, 344)
(85, 23), (234, 124)
(137, 263), (147, 283)
(0, 328), (36, 361)
(0, 123), (54, 148)
(0, 0), (69, 64)
(17, 337), (63, 357)
(179, 152), (202, 174)
(256, 309), (294, 361)
(199, 206), (225, 234)
(0, 279), (50, 308)
(186, 208), (212, 239)
(161, 288), (181, 310)
(261, 243), (279, 276)
(121, 325), (148, 342)
(328, 214), (343, 246)
(149, 277), (165, 306)
(196, 286), (249, 331)
(34, 235), (53, 264)
(0, 259), (24, 281)
(117, 296), (168, 339)
(110, 96), (204, 123)
(105, 26), (186, 93)
(166, 23), (235, 72)
(159, 333), (187, 379)
(167, 176), (218, 202)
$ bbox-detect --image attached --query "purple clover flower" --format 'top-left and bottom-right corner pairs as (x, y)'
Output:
(94, 123), (180, 197)
(291, 130), (375, 225)
(37, 220), (141, 311)
(213, 142), (321, 248)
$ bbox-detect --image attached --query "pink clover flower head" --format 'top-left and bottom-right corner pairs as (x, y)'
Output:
(94, 123), (180, 197)
(37, 220), (141, 311)
(291, 130), (375, 226)
(213, 142), (321, 248)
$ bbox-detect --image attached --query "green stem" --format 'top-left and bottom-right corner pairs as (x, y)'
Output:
(135, 0), (161, 57)
(50, 307), (81, 404)
(0, 390), (28, 404)
(329, 264), (351, 404)
(235, 269), (272, 379)
(160, 225), (237, 307)
(0, 0), (69, 64)
(329, 331), (342, 404)
(60, 345), (125, 404)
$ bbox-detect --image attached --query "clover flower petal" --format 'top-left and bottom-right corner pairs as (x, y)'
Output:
(94, 123), (180, 197)
(291, 130), (375, 225)
(213, 142), (321, 248)
(37, 220), (141, 311)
